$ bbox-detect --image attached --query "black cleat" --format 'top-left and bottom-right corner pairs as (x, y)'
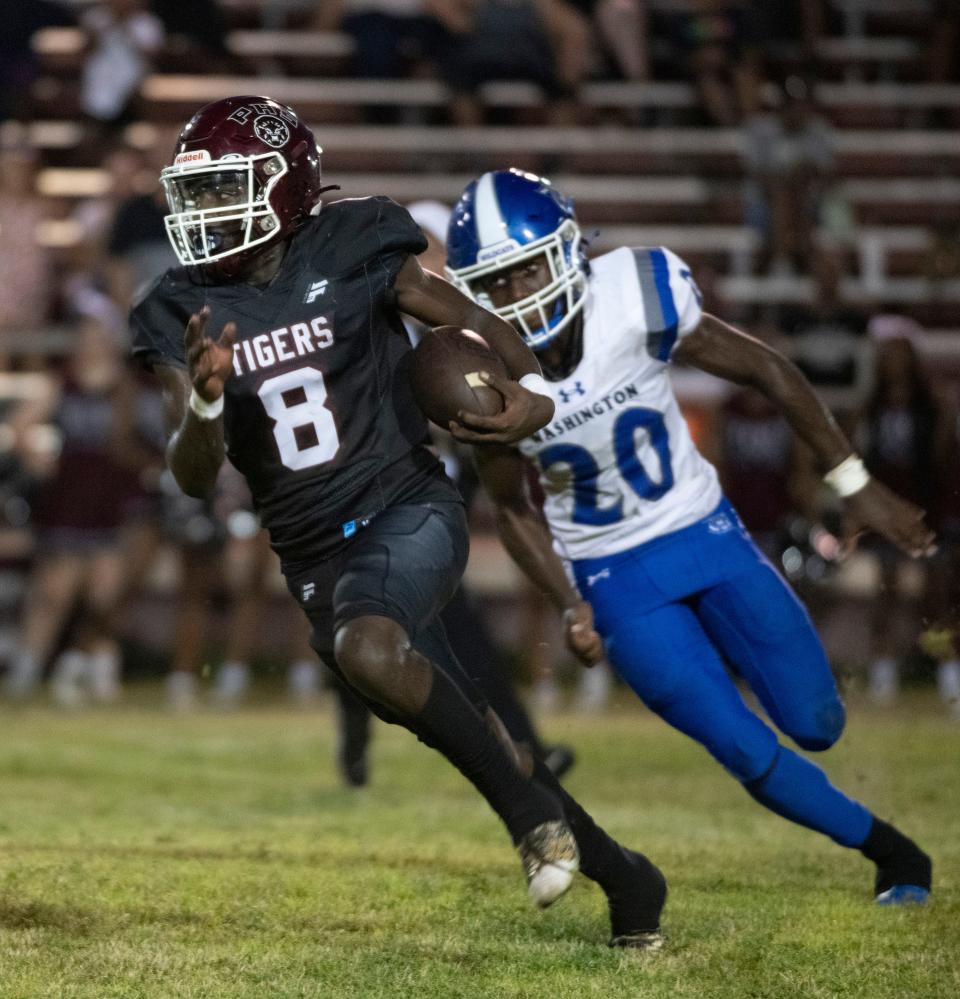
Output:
(542, 744), (577, 780)
(338, 751), (369, 788)
(610, 930), (664, 951)
(606, 849), (667, 949)
(860, 818), (932, 905)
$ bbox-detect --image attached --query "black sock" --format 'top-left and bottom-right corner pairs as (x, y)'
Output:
(332, 678), (372, 785)
(859, 818), (932, 895)
(413, 665), (563, 843)
(441, 588), (547, 758)
(531, 758), (666, 930)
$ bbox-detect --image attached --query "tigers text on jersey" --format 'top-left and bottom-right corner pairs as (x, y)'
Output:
(130, 196), (458, 562)
(517, 246), (722, 561)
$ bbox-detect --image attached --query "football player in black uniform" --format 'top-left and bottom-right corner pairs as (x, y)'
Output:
(131, 96), (665, 947)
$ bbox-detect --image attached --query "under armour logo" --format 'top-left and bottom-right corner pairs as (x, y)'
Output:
(302, 582), (316, 601)
(304, 280), (328, 304)
(558, 381), (586, 404)
(586, 568), (610, 587)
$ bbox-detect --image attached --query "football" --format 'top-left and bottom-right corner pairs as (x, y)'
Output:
(410, 326), (507, 428)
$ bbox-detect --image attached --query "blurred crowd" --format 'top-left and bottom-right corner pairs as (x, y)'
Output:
(0, 0), (958, 713)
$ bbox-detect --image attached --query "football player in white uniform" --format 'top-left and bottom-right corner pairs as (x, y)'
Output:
(447, 168), (935, 905)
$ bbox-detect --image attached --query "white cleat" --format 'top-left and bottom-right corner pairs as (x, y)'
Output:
(518, 819), (579, 909)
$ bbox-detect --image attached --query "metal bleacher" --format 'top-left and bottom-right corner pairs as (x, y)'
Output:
(16, 0), (960, 330)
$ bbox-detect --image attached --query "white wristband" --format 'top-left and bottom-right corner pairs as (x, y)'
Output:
(189, 388), (224, 421)
(824, 454), (870, 498)
(519, 373), (551, 398)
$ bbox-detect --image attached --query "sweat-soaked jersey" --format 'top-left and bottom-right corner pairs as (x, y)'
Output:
(131, 196), (459, 564)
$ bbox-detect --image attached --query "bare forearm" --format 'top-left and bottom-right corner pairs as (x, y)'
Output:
(467, 303), (541, 380)
(395, 257), (540, 379)
(498, 504), (579, 612)
(167, 411), (224, 497)
(156, 364), (225, 497)
(750, 354), (851, 470)
(676, 314), (852, 471)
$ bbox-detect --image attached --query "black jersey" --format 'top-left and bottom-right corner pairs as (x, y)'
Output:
(131, 196), (459, 562)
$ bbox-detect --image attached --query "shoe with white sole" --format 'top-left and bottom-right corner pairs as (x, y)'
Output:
(517, 819), (579, 908)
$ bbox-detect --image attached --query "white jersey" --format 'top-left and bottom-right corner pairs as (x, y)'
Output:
(518, 246), (722, 561)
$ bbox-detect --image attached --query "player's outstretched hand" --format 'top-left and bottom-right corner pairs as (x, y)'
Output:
(449, 371), (554, 445)
(841, 479), (937, 559)
(185, 306), (237, 403)
(564, 600), (604, 667)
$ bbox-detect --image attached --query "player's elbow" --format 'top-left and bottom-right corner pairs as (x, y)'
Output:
(748, 348), (802, 402)
(788, 697), (846, 752)
(166, 436), (222, 499)
(178, 478), (216, 500)
(168, 460), (218, 500)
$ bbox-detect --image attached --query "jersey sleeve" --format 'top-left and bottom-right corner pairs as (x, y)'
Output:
(630, 246), (704, 363)
(129, 274), (190, 371)
(371, 196), (428, 259)
(319, 196), (428, 279)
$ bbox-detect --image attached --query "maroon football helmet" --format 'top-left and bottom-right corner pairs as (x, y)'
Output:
(160, 95), (322, 271)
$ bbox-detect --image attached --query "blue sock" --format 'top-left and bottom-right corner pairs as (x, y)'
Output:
(745, 746), (873, 848)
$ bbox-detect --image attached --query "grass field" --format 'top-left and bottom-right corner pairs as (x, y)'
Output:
(0, 692), (957, 998)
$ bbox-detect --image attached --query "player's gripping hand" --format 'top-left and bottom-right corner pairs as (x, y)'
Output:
(563, 600), (604, 667)
(185, 306), (237, 402)
(449, 371), (554, 445)
(841, 479), (937, 559)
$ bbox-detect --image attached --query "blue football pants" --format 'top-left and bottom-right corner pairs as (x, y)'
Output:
(573, 500), (873, 848)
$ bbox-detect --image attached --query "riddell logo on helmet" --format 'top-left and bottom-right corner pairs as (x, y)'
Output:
(174, 150), (212, 165)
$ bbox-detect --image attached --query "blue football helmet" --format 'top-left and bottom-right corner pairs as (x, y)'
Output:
(446, 169), (587, 350)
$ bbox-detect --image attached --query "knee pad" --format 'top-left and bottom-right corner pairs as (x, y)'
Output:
(787, 696), (846, 752)
(333, 617), (404, 691)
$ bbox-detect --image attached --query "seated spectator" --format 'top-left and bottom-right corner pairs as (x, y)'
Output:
(742, 76), (835, 276)
(70, 145), (147, 247)
(0, 144), (51, 369)
(568, 0), (650, 81)
(149, 0), (230, 70)
(859, 315), (946, 707)
(774, 247), (871, 412)
(316, 0), (452, 80)
(3, 317), (143, 703)
(438, 0), (591, 126)
(738, 1), (826, 114)
(662, 0), (755, 126)
(717, 386), (796, 562)
(263, 0), (324, 30)
(1, 0), (75, 123)
(80, 0), (164, 131)
(928, 0), (959, 86)
(921, 217), (960, 288)
(103, 145), (176, 310)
